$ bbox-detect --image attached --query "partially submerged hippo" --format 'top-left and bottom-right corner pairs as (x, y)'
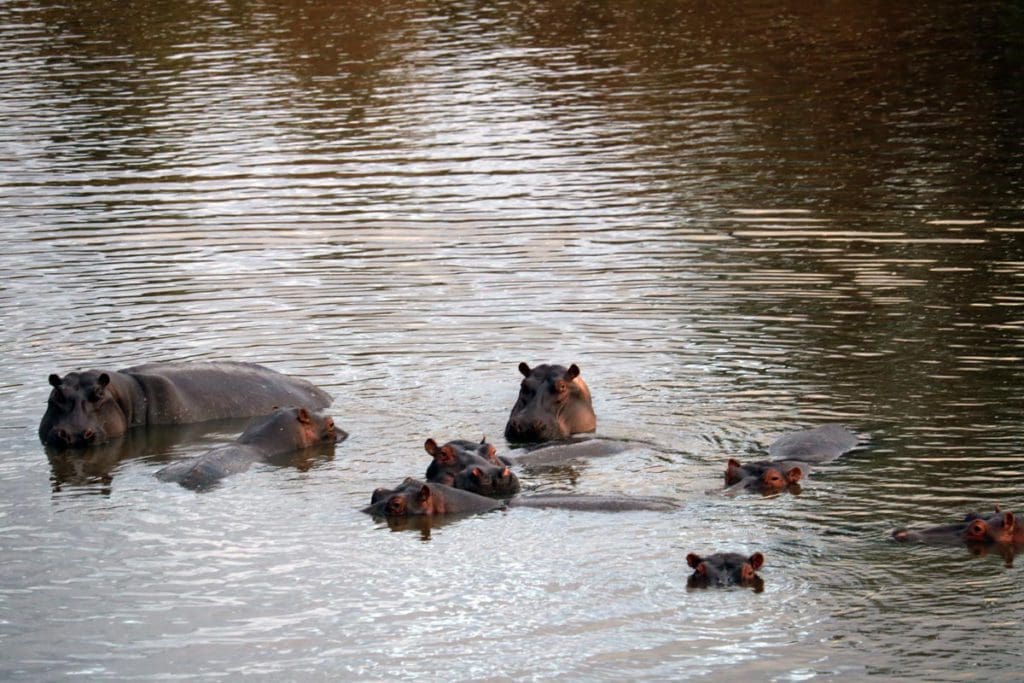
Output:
(892, 506), (1024, 548)
(424, 437), (520, 497)
(364, 479), (679, 519)
(723, 460), (805, 496)
(719, 424), (859, 496)
(504, 362), (596, 443)
(39, 361), (332, 448)
(156, 406), (344, 490)
(686, 552), (765, 592)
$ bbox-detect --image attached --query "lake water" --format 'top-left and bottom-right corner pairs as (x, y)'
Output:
(2, 1), (1023, 680)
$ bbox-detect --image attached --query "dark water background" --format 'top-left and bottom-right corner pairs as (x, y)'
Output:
(2, 1), (1023, 680)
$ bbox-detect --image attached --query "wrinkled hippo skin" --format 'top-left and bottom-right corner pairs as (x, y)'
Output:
(504, 362), (596, 443)
(423, 437), (520, 497)
(686, 552), (765, 592)
(724, 459), (805, 496)
(39, 361), (332, 448)
(365, 479), (505, 518)
(156, 407), (344, 490)
(892, 507), (1024, 547)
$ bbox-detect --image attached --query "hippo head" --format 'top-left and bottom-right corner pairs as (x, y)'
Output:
(366, 478), (432, 518)
(686, 552), (765, 592)
(237, 406), (344, 455)
(453, 462), (521, 497)
(39, 371), (128, 448)
(504, 362), (597, 443)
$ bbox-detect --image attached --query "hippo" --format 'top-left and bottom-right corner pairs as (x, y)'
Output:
(504, 362), (596, 444)
(719, 425), (859, 496)
(364, 479), (680, 519)
(365, 479), (505, 518)
(424, 437), (520, 497)
(723, 461), (804, 496)
(892, 507), (1024, 547)
(155, 407), (344, 490)
(686, 552), (765, 592)
(39, 361), (332, 448)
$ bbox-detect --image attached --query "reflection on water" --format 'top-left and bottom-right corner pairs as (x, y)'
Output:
(1, 0), (1023, 680)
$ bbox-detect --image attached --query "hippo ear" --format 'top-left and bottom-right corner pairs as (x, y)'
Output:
(1004, 511), (1016, 532)
(97, 373), (110, 387)
(416, 485), (432, 504)
(565, 364), (581, 380)
(785, 466), (803, 483)
(296, 408), (311, 424)
(48, 374), (63, 388)
(749, 552), (765, 571)
(686, 552), (702, 569)
(725, 458), (743, 479)
(518, 362), (532, 377)
(439, 445), (458, 466)
(471, 467), (484, 481)
(424, 438), (439, 456)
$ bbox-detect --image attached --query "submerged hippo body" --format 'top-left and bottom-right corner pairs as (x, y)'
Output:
(686, 552), (765, 592)
(424, 437), (520, 497)
(39, 361), (332, 448)
(365, 479), (680, 520)
(504, 362), (596, 444)
(892, 507), (1024, 547)
(720, 425), (859, 496)
(156, 407), (344, 490)
(365, 479), (505, 518)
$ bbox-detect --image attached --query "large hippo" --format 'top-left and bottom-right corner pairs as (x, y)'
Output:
(39, 361), (332, 447)
(504, 362), (597, 443)
(423, 437), (520, 497)
(155, 406), (344, 490)
(892, 506), (1024, 547)
(686, 551), (765, 592)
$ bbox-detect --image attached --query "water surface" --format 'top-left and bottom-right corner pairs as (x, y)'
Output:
(1, 1), (1023, 680)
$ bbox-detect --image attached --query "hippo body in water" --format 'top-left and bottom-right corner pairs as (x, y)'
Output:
(39, 361), (332, 448)
(504, 362), (596, 444)
(719, 425), (859, 496)
(156, 407), (344, 490)
(364, 479), (679, 519)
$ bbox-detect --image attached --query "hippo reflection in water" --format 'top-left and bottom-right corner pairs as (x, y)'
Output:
(39, 361), (332, 449)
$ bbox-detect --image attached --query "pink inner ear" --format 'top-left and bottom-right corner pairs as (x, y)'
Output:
(297, 408), (311, 423)
(417, 485), (431, 503)
(686, 553), (701, 569)
(1004, 512), (1016, 530)
(565, 363), (580, 380)
(424, 438), (438, 455)
(786, 467), (803, 483)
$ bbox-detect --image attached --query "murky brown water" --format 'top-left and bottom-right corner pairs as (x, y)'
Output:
(2, 1), (1023, 680)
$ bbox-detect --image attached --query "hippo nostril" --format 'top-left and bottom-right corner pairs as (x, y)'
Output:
(56, 429), (71, 444)
(83, 429), (95, 441)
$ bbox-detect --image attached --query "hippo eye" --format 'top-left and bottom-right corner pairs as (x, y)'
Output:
(386, 498), (406, 516)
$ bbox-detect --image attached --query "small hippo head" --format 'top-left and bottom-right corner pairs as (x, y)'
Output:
(238, 406), (344, 455)
(39, 371), (128, 448)
(686, 551), (765, 592)
(453, 462), (520, 497)
(366, 478), (433, 518)
(423, 438), (503, 485)
(726, 459), (805, 494)
(892, 506), (1023, 548)
(504, 362), (597, 443)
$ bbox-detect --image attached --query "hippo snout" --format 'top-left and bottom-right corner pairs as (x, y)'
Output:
(48, 426), (101, 447)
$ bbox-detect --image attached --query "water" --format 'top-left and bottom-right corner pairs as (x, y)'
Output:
(2, 0), (1023, 680)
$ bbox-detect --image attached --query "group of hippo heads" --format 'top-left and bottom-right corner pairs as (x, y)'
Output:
(40, 359), (1020, 587)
